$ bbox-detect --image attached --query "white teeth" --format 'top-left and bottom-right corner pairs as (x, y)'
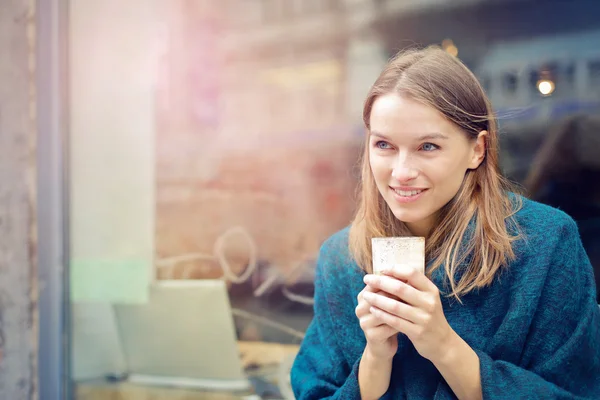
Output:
(393, 189), (424, 197)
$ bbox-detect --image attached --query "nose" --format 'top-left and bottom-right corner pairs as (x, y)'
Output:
(391, 154), (418, 182)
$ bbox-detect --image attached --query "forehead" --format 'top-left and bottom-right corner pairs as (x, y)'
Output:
(369, 93), (457, 136)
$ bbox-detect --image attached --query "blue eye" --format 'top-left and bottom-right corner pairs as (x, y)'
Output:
(375, 141), (391, 149)
(421, 143), (439, 152)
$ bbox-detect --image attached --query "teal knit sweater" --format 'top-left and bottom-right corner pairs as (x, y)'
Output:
(291, 197), (600, 399)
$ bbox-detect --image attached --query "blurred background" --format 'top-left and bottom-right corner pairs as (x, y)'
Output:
(11, 0), (600, 398)
(139, 0), (600, 341)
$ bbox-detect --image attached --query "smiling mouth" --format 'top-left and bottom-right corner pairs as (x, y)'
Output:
(391, 188), (426, 197)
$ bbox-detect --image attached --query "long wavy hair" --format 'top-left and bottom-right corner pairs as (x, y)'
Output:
(349, 46), (521, 300)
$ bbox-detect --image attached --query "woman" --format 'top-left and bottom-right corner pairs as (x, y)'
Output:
(290, 47), (600, 399)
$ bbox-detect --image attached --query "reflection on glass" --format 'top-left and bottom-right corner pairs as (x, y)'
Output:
(66, 1), (600, 399)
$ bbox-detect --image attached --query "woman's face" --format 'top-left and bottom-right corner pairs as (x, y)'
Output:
(368, 93), (486, 237)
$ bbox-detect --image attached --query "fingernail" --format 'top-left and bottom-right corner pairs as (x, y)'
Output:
(363, 275), (373, 284)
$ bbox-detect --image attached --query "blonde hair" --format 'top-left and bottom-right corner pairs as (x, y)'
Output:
(349, 46), (521, 300)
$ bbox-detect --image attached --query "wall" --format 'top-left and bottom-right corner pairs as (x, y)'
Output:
(0, 0), (38, 399)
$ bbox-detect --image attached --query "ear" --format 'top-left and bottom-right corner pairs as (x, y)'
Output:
(468, 130), (487, 169)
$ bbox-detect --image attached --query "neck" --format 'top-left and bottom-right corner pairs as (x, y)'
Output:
(405, 213), (438, 238)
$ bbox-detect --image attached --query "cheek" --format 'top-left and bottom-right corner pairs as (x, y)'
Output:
(369, 154), (390, 179)
(428, 157), (467, 186)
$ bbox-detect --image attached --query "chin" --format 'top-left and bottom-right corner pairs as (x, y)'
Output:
(390, 208), (426, 224)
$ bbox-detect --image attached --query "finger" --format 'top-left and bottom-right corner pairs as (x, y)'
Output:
(356, 290), (390, 319)
(357, 284), (390, 304)
(362, 291), (422, 323)
(356, 284), (380, 302)
(381, 265), (437, 293)
(356, 292), (383, 317)
(370, 306), (417, 337)
(365, 323), (398, 343)
(355, 301), (372, 318)
(364, 274), (426, 308)
(359, 313), (388, 330)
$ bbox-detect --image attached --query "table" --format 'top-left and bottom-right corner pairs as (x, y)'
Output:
(75, 381), (256, 400)
(75, 341), (300, 400)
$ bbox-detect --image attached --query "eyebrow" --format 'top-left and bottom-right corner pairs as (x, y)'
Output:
(370, 131), (449, 141)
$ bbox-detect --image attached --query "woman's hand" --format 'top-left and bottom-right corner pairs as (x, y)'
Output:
(355, 284), (399, 360)
(362, 266), (455, 363)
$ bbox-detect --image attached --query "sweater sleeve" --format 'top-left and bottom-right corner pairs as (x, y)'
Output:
(436, 217), (600, 400)
(291, 239), (385, 400)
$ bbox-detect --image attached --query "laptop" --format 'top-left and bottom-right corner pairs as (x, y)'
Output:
(72, 279), (252, 391)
